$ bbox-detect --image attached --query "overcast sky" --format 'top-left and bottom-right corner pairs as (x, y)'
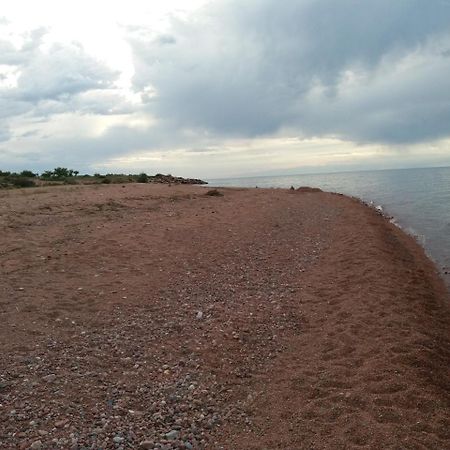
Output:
(1, 0), (450, 178)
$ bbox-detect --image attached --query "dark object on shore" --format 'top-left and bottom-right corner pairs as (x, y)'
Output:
(290, 186), (295, 190)
(148, 174), (207, 185)
(296, 186), (323, 193)
(205, 189), (224, 197)
(137, 173), (149, 183)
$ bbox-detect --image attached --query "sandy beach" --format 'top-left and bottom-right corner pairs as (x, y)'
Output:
(1, 183), (449, 449)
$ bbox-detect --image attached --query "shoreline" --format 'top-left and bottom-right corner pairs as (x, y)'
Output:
(209, 167), (450, 289)
(1, 184), (449, 449)
(350, 195), (450, 288)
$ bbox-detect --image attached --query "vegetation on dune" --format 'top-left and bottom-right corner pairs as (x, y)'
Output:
(0, 168), (207, 189)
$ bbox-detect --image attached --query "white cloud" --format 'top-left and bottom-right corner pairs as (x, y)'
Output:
(129, 0), (450, 144)
(1, 0), (450, 176)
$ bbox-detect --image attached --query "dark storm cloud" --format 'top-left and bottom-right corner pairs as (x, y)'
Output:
(129, 0), (450, 144)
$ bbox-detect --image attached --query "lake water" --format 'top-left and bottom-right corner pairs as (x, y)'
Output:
(209, 166), (450, 285)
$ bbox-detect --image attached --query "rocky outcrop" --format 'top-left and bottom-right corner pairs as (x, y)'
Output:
(148, 174), (207, 185)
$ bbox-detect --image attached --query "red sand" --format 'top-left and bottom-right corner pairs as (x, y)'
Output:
(0, 184), (449, 449)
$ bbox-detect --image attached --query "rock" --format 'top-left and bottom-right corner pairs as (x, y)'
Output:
(296, 186), (322, 193)
(185, 442), (194, 450)
(113, 436), (125, 444)
(196, 311), (203, 320)
(55, 419), (69, 428)
(30, 441), (43, 450)
(43, 374), (56, 383)
(165, 429), (180, 440)
(147, 174), (207, 185)
(139, 441), (154, 449)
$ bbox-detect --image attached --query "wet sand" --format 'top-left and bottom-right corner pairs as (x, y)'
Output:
(0, 184), (449, 449)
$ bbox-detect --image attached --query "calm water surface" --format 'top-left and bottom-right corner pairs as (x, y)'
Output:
(209, 167), (450, 285)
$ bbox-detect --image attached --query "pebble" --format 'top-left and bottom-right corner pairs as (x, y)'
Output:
(139, 441), (154, 449)
(113, 436), (125, 444)
(196, 311), (203, 320)
(55, 419), (69, 428)
(30, 441), (43, 450)
(165, 429), (180, 440)
(43, 374), (57, 383)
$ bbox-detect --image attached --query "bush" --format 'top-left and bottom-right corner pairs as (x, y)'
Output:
(136, 173), (149, 183)
(10, 177), (36, 188)
(20, 170), (37, 178)
(40, 170), (54, 179)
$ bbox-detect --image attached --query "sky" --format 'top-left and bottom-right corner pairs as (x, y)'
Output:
(1, 0), (450, 178)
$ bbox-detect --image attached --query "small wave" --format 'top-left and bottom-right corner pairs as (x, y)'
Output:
(405, 226), (426, 246)
(389, 217), (402, 229)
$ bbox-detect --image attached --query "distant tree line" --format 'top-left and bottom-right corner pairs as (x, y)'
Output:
(0, 167), (205, 189)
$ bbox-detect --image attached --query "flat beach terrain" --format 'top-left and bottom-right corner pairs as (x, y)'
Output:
(1, 184), (449, 449)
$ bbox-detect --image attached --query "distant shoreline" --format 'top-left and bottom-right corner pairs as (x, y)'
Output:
(0, 170), (208, 190)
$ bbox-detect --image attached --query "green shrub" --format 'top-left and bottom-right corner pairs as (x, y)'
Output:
(10, 177), (36, 188)
(136, 173), (148, 183)
(20, 170), (37, 177)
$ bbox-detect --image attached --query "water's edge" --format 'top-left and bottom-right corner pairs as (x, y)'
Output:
(210, 181), (450, 289)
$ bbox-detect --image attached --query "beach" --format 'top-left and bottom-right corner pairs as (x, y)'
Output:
(1, 183), (449, 449)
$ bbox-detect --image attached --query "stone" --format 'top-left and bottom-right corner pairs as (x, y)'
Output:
(30, 441), (43, 450)
(43, 374), (56, 383)
(55, 419), (69, 428)
(165, 429), (180, 440)
(139, 441), (154, 449)
(113, 436), (125, 444)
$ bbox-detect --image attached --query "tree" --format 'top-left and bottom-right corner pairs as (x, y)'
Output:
(40, 168), (78, 179)
(41, 170), (54, 179)
(20, 170), (37, 178)
(52, 167), (72, 178)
